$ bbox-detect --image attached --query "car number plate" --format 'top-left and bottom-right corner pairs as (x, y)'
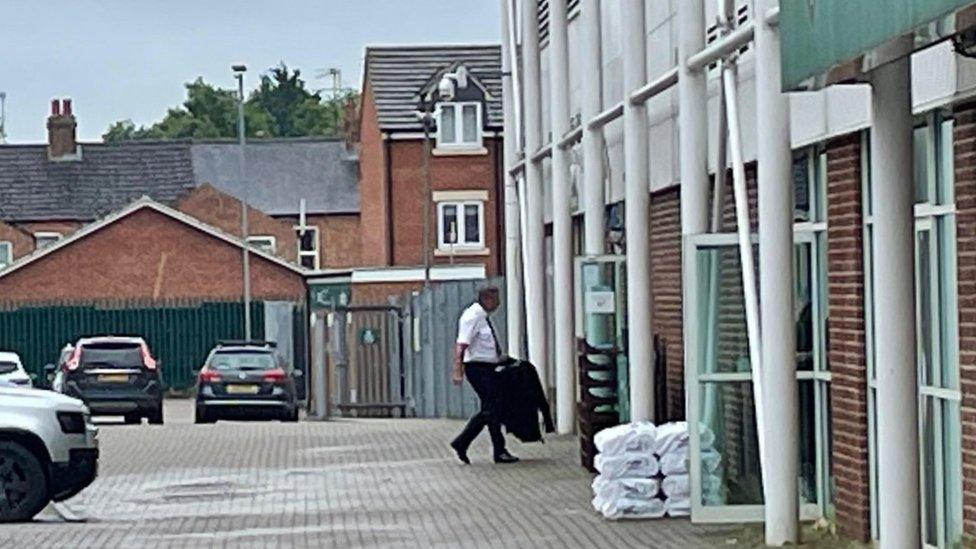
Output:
(226, 384), (259, 395)
(98, 374), (129, 383)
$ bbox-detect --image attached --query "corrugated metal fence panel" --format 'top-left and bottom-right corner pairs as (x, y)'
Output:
(0, 300), (266, 390)
(402, 276), (509, 419)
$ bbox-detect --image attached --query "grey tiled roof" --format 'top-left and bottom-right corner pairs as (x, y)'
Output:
(0, 141), (196, 222)
(190, 139), (359, 216)
(365, 44), (503, 132)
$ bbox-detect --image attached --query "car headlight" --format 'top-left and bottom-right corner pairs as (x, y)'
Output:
(57, 411), (87, 434)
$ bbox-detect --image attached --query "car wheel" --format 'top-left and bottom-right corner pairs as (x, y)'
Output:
(0, 441), (49, 523)
(194, 408), (214, 424)
(148, 405), (164, 425)
(284, 408), (299, 423)
(124, 413), (141, 425)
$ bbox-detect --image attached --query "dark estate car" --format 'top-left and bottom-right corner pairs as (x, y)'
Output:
(52, 336), (164, 424)
(194, 341), (300, 423)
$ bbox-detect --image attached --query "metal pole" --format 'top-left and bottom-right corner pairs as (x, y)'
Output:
(722, 62), (767, 489)
(311, 312), (329, 420)
(549, 0), (575, 434)
(621, 0), (654, 422)
(754, 0), (798, 541)
(236, 70), (251, 340)
(871, 38), (920, 549)
(521, 0), (549, 386)
(501, 0), (525, 359)
(581, 0), (605, 256)
(422, 118), (432, 289)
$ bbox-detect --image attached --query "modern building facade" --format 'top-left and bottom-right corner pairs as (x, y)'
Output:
(502, 0), (976, 546)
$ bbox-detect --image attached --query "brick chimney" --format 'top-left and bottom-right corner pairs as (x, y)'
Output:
(47, 98), (78, 159)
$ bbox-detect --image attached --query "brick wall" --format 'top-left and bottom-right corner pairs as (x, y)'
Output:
(358, 82), (390, 267)
(0, 207), (304, 302)
(0, 220), (35, 261)
(649, 186), (684, 421)
(387, 139), (502, 277)
(176, 184), (299, 263)
(823, 133), (871, 541)
(954, 102), (976, 541)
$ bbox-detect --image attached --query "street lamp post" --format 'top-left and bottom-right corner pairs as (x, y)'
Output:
(233, 64), (252, 340)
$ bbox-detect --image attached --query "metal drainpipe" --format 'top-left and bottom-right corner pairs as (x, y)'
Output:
(548, 0), (575, 434)
(871, 37), (920, 549)
(621, 0), (654, 422)
(521, 0), (549, 387)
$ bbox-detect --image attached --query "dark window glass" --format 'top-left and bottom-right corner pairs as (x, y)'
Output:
(463, 204), (480, 243)
(442, 205), (458, 244)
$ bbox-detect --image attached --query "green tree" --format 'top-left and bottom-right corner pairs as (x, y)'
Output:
(103, 65), (355, 143)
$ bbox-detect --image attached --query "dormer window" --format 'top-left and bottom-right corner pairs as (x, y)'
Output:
(437, 102), (482, 150)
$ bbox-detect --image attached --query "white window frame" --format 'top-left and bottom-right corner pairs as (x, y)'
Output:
(246, 235), (276, 255)
(436, 101), (483, 150)
(295, 225), (320, 270)
(437, 200), (485, 252)
(0, 241), (12, 269)
(34, 231), (62, 250)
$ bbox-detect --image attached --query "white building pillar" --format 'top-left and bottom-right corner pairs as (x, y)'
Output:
(581, 0), (605, 255)
(500, 0), (524, 358)
(621, 0), (654, 422)
(521, 0), (549, 386)
(548, 0), (575, 434)
(678, 0), (709, 239)
(754, 0), (798, 543)
(871, 41), (921, 549)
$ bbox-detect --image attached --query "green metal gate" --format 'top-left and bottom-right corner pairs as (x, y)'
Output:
(0, 299), (265, 390)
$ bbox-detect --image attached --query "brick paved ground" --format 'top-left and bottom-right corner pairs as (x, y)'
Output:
(2, 399), (742, 548)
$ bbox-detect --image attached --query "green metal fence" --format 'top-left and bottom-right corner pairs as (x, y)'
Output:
(0, 299), (265, 390)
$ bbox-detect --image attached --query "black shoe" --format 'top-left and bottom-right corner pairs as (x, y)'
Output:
(450, 441), (471, 465)
(494, 452), (519, 464)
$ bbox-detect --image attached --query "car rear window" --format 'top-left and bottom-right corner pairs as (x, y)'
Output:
(0, 361), (19, 375)
(209, 351), (276, 371)
(80, 342), (143, 368)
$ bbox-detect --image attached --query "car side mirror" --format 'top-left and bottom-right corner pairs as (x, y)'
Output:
(292, 370), (304, 378)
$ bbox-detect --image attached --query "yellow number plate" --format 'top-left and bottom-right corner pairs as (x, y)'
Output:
(226, 384), (259, 395)
(98, 374), (129, 383)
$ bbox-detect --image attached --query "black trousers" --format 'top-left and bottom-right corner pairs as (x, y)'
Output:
(452, 362), (507, 456)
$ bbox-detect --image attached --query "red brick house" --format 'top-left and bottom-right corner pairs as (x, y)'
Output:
(357, 45), (505, 285)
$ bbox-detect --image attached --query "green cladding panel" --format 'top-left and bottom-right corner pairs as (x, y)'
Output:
(781, 0), (976, 90)
(0, 300), (264, 390)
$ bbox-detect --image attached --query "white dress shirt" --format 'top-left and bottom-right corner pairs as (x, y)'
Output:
(456, 302), (501, 363)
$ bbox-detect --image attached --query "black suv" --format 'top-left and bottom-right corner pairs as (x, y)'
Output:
(194, 341), (300, 423)
(55, 336), (164, 424)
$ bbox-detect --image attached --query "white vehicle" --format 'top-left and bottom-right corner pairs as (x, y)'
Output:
(0, 386), (99, 522)
(0, 351), (32, 388)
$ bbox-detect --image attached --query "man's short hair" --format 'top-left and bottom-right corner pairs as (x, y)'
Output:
(477, 285), (500, 302)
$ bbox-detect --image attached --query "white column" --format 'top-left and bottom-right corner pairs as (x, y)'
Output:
(581, 0), (605, 255)
(521, 0), (549, 386)
(621, 0), (654, 422)
(548, 0), (575, 435)
(754, 0), (798, 543)
(500, 0), (524, 358)
(872, 43), (921, 549)
(678, 0), (709, 238)
(310, 312), (328, 420)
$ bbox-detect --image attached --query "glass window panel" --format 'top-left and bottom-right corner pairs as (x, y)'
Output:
(699, 381), (764, 506)
(916, 229), (935, 387)
(463, 204), (480, 243)
(798, 380), (818, 504)
(816, 152), (828, 223)
(298, 230), (316, 252)
(818, 232), (829, 372)
(300, 255), (316, 269)
(939, 118), (954, 205)
(914, 125), (931, 204)
(866, 227), (876, 381)
(0, 242), (11, 268)
(462, 104), (478, 143)
(441, 204), (458, 244)
(793, 154), (811, 222)
(944, 401), (964, 547)
(440, 105), (456, 144)
(921, 397), (939, 547)
(696, 246), (755, 374)
(794, 242), (814, 371)
(939, 218), (960, 391)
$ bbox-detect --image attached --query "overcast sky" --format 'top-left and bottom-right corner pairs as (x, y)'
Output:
(0, 0), (501, 143)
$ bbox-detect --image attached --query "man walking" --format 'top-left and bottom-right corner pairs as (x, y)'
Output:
(449, 286), (519, 464)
